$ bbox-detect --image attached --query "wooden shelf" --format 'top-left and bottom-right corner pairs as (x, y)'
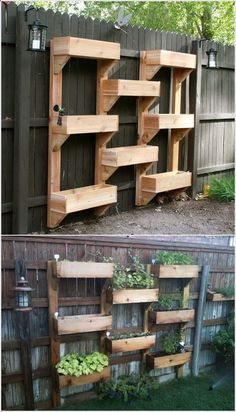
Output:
(53, 36), (120, 73)
(149, 309), (195, 324)
(207, 292), (234, 302)
(106, 288), (159, 304)
(54, 314), (112, 335)
(50, 184), (117, 214)
(101, 145), (158, 167)
(152, 264), (200, 279)
(105, 335), (156, 353)
(53, 261), (114, 278)
(142, 114), (194, 143)
(101, 79), (160, 112)
(141, 171), (192, 194)
(141, 49), (196, 80)
(146, 351), (191, 369)
(58, 366), (111, 388)
(51, 115), (119, 136)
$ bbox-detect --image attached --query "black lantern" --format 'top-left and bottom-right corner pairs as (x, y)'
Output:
(13, 277), (33, 311)
(25, 6), (47, 52)
(206, 48), (218, 69)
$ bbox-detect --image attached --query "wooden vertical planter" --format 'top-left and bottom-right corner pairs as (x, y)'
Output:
(151, 264), (200, 278)
(148, 309), (195, 324)
(58, 366), (111, 388)
(207, 292), (234, 302)
(146, 352), (191, 369)
(106, 288), (159, 304)
(105, 335), (156, 353)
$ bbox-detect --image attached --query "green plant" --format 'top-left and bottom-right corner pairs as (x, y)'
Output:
(162, 331), (181, 354)
(208, 176), (234, 202)
(98, 373), (159, 403)
(214, 286), (234, 297)
(110, 331), (151, 340)
(212, 317), (234, 363)
(55, 352), (109, 377)
(154, 251), (195, 265)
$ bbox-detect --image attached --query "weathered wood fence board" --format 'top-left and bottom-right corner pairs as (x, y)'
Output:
(1, 3), (235, 233)
(1, 235), (234, 409)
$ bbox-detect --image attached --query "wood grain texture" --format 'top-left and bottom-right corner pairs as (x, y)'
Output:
(55, 314), (113, 335)
(105, 335), (156, 353)
(54, 261), (114, 278)
(106, 288), (159, 304)
(158, 265), (200, 278)
(58, 366), (111, 388)
(141, 171), (192, 193)
(146, 352), (191, 369)
(149, 309), (195, 324)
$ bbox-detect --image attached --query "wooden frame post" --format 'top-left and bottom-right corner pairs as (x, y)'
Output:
(12, 8), (31, 233)
(188, 40), (202, 198)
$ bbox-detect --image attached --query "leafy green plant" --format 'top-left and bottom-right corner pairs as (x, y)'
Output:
(98, 373), (159, 403)
(154, 251), (195, 265)
(110, 331), (151, 341)
(212, 317), (234, 363)
(55, 352), (108, 377)
(162, 332), (181, 354)
(96, 251), (154, 289)
(214, 286), (234, 297)
(208, 176), (234, 202)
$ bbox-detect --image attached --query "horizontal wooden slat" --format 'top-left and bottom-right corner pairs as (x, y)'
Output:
(101, 145), (158, 167)
(51, 184), (117, 214)
(143, 49), (196, 68)
(207, 292), (234, 302)
(54, 261), (113, 278)
(51, 115), (119, 135)
(157, 265), (200, 278)
(58, 366), (111, 388)
(141, 171), (192, 193)
(105, 335), (156, 353)
(197, 162), (235, 175)
(53, 37), (120, 60)
(106, 288), (159, 304)
(102, 79), (160, 97)
(199, 113), (235, 121)
(149, 309), (195, 324)
(146, 352), (191, 369)
(144, 114), (194, 130)
(55, 314), (112, 335)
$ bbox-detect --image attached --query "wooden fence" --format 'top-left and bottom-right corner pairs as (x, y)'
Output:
(1, 3), (235, 233)
(2, 235), (234, 410)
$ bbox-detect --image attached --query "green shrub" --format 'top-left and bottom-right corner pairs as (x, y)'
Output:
(154, 251), (194, 265)
(98, 373), (159, 403)
(208, 176), (234, 202)
(214, 286), (234, 297)
(55, 352), (108, 377)
(112, 256), (154, 289)
(212, 317), (234, 363)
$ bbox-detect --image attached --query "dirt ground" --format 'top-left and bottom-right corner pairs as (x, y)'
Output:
(49, 198), (234, 235)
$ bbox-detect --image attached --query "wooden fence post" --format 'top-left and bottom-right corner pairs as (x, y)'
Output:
(192, 264), (210, 376)
(15, 259), (35, 410)
(12, 6), (31, 233)
(188, 40), (202, 198)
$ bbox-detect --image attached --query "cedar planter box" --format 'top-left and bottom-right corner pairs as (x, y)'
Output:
(54, 314), (112, 335)
(106, 288), (159, 304)
(207, 292), (234, 302)
(148, 309), (195, 324)
(105, 335), (156, 353)
(151, 265), (200, 278)
(53, 260), (113, 278)
(146, 351), (191, 369)
(58, 366), (111, 388)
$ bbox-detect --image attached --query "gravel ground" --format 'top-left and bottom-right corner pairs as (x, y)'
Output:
(48, 198), (234, 235)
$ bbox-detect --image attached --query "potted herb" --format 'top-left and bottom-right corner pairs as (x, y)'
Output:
(105, 331), (156, 353)
(152, 251), (200, 278)
(106, 255), (159, 304)
(55, 351), (110, 388)
(211, 317), (234, 365)
(148, 291), (195, 325)
(146, 331), (191, 370)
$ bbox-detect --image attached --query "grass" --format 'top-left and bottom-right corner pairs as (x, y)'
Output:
(57, 372), (235, 410)
(208, 176), (234, 202)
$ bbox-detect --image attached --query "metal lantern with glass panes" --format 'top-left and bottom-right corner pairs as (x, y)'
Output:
(13, 277), (33, 311)
(28, 18), (47, 52)
(206, 48), (218, 69)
